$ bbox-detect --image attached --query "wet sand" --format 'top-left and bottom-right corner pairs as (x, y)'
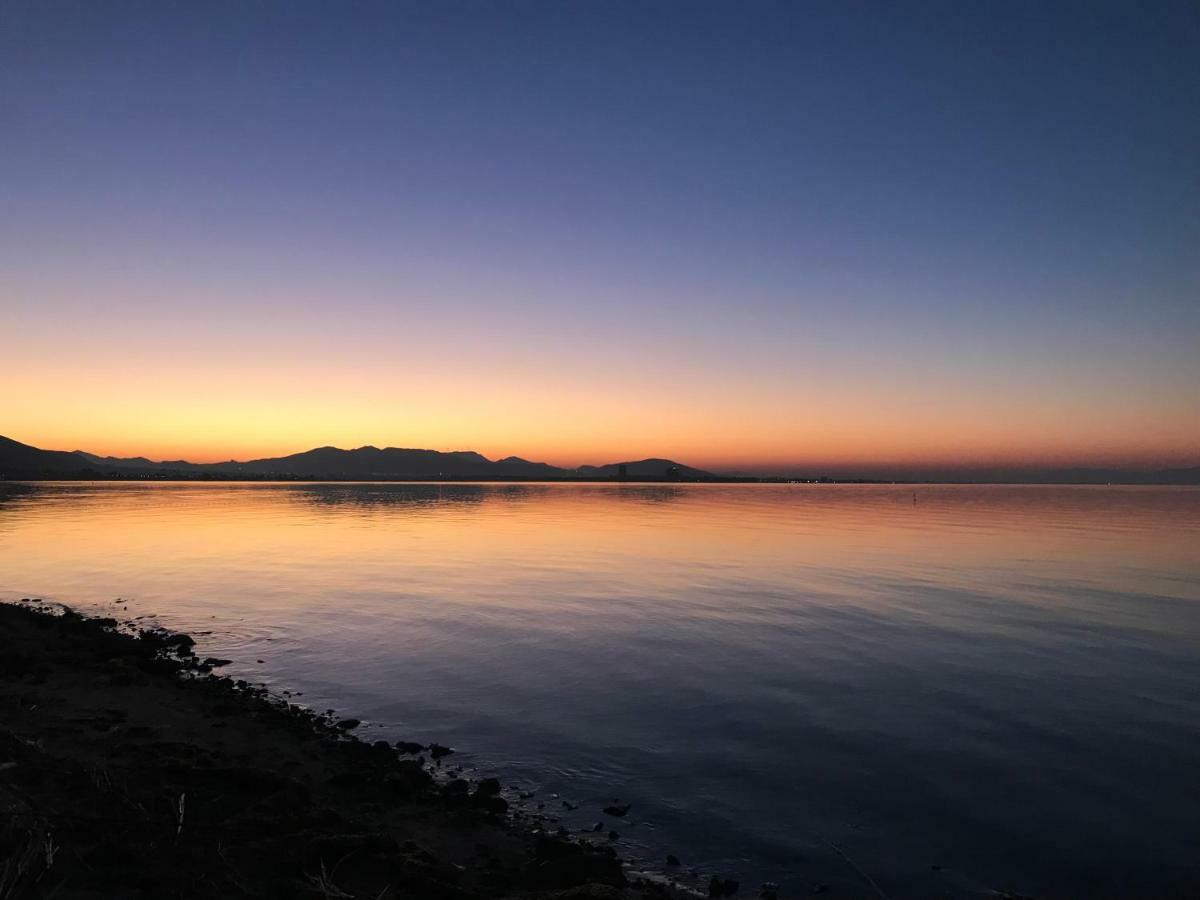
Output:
(0, 600), (707, 899)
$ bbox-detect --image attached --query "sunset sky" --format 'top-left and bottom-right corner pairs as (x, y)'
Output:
(4, 2), (1197, 473)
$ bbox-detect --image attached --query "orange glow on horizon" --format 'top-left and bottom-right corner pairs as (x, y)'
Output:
(6, 307), (1197, 473)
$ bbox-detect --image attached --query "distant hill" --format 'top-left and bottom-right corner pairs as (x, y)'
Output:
(216, 446), (568, 479)
(0, 435), (713, 482)
(0, 436), (96, 477)
(576, 458), (712, 480)
(6, 435), (1198, 484)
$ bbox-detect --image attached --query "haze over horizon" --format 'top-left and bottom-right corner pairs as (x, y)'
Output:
(5, 2), (1197, 471)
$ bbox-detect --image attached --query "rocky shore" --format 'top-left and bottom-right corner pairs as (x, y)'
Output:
(0, 600), (706, 899)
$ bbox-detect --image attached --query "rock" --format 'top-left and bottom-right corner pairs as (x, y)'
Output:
(442, 778), (470, 802)
(529, 835), (625, 890)
(166, 633), (195, 651)
(395, 740), (423, 754)
(708, 876), (740, 897)
(602, 803), (630, 817)
(475, 777), (502, 797)
(334, 718), (361, 730)
(427, 743), (454, 759)
(562, 799), (579, 810)
(475, 794), (509, 815)
(666, 854), (681, 867)
(592, 822), (604, 832)
(607, 830), (619, 841)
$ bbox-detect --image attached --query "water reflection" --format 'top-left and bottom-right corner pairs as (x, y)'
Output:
(0, 482), (1198, 898)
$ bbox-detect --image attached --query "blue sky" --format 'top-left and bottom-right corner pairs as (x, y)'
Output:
(3, 1), (1197, 470)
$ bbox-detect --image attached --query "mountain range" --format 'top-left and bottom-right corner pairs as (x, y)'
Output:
(0, 435), (713, 481)
(3, 435), (1198, 484)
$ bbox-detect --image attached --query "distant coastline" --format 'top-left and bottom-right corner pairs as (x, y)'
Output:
(2, 435), (1197, 485)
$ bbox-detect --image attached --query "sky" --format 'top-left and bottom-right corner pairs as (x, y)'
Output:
(3, 1), (1198, 474)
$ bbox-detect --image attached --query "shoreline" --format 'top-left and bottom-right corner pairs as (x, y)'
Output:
(0, 600), (727, 899)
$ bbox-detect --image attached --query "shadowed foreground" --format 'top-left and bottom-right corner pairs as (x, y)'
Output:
(0, 601), (694, 900)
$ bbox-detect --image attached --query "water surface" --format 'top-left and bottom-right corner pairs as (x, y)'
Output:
(2, 482), (1198, 898)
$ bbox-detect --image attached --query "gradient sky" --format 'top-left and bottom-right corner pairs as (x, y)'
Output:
(3, 1), (1198, 473)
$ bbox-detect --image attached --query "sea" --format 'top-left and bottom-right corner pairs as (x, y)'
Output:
(2, 481), (1197, 898)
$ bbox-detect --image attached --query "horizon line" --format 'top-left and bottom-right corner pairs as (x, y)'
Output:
(6, 434), (1197, 477)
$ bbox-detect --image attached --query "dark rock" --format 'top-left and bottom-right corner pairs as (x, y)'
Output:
(474, 777), (502, 797)
(608, 830), (619, 841)
(562, 799), (579, 810)
(708, 876), (740, 897)
(395, 740), (424, 754)
(443, 778), (470, 796)
(470, 778), (507, 814)
(427, 743), (454, 759)
(667, 854), (681, 867)
(475, 794), (508, 815)
(166, 633), (195, 651)
(335, 718), (361, 730)
(528, 835), (625, 889)
(602, 802), (631, 817)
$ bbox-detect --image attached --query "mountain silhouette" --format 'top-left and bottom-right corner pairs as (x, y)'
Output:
(577, 458), (711, 479)
(5, 435), (1199, 484)
(0, 436), (713, 481)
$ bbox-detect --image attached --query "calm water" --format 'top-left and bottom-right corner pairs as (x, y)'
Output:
(2, 481), (1198, 898)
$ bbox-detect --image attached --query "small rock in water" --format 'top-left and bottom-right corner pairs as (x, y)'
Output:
(591, 822), (604, 832)
(335, 718), (361, 730)
(561, 799), (578, 810)
(666, 854), (681, 867)
(602, 802), (631, 817)
(427, 743), (454, 759)
(608, 830), (619, 841)
(395, 741), (424, 754)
